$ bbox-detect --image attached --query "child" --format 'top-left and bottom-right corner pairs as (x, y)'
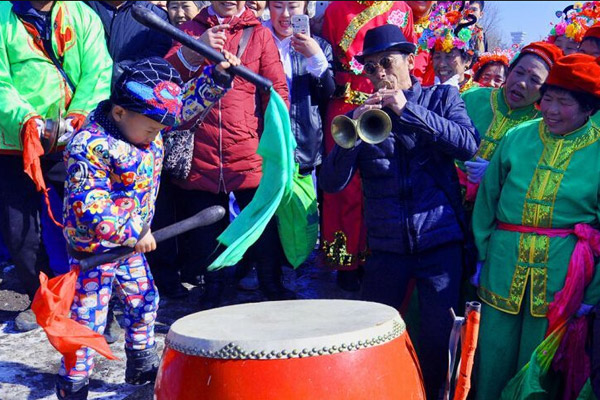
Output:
(56, 55), (238, 399)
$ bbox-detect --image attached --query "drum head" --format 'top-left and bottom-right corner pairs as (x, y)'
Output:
(166, 300), (405, 360)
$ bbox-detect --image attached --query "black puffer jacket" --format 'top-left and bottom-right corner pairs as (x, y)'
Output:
(85, 1), (171, 79)
(320, 80), (479, 254)
(289, 35), (335, 172)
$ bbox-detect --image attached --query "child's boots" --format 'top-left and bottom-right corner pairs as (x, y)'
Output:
(125, 347), (160, 385)
(55, 376), (89, 400)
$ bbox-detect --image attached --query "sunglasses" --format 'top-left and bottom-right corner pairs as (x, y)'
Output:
(363, 56), (396, 75)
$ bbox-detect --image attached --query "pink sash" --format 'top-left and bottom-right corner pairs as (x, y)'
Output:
(496, 222), (600, 333)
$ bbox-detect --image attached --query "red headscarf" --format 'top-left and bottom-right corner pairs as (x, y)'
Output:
(583, 22), (600, 40)
(519, 41), (564, 69)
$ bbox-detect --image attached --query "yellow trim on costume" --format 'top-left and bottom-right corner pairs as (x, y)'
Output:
(459, 78), (479, 94)
(339, 2), (395, 52)
(481, 121), (600, 317)
(476, 89), (539, 160)
(517, 233), (550, 316)
(478, 265), (529, 315)
(530, 267), (548, 317)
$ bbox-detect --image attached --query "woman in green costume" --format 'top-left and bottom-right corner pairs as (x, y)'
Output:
(459, 42), (563, 302)
(473, 53), (600, 400)
(460, 42), (564, 204)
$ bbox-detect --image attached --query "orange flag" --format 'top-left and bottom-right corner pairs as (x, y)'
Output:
(453, 303), (481, 400)
(22, 117), (63, 227)
(31, 269), (119, 371)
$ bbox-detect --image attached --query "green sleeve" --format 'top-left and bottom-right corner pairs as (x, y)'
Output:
(460, 86), (490, 114)
(67, 5), (112, 116)
(472, 128), (512, 261)
(0, 24), (39, 136)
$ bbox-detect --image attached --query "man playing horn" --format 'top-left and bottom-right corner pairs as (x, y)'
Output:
(319, 24), (479, 400)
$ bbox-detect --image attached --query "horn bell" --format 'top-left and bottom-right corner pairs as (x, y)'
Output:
(331, 114), (358, 149)
(356, 109), (392, 145)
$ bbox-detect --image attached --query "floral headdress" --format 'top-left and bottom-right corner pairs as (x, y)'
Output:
(417, 1), (478, 53)
(547, 2), (600, 43)
(472, 46), (519, 75)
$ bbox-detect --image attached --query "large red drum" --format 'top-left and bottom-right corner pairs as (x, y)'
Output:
(155, 300), (425, 399)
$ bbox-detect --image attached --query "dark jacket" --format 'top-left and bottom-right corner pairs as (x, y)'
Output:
(85, 1), (172, 63)
(289, 35), (335, 172)
(320, 80), (480, 255)
(165, 8), (288, 193)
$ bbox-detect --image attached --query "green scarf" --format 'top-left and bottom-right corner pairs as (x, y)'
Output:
(208, 88), (295, 270)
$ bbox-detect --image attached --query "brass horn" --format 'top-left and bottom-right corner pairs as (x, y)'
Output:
(41, 103), (68, 154)
(331, 108), (392, 149)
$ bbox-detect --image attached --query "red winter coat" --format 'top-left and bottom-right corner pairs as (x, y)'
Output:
(165, 8), (289, 193)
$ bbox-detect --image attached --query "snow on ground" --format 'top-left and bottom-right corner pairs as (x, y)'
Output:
(0, 253), (357, 399)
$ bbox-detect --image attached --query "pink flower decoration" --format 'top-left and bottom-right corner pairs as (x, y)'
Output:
(387, 10), (408, 28)
(349, 57), (364, 75)
(453, 38), (465, 49)
(555, 22), (567, 36)
(427, 37), (437, 48)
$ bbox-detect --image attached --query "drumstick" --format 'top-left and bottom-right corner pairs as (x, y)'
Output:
(130, 5), (273, 92)
(79, 205), (226, 270)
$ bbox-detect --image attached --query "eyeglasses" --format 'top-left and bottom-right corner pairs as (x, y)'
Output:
(363, 56), (395, 75)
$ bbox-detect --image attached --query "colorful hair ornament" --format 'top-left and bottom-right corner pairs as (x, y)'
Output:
(417, 1), (478, 54)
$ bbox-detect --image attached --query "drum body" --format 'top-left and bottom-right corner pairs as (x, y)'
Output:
(155, 300), (425, 399)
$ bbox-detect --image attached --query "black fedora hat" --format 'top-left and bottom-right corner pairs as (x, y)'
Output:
(355, 25), (417, 64)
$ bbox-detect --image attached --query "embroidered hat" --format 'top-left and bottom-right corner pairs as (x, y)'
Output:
(111, 57), (184, 127)
(417, 1), (478, 53)
(545, 53), (600, 98)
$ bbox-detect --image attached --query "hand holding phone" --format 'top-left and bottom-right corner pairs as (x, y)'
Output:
(291, 14), (321, 58)
(291, 32), (322, 58)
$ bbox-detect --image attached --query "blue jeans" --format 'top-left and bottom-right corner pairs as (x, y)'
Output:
(361, 243), (463, 400)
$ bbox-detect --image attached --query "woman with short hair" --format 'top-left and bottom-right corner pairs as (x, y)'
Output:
(459, 42), (563, 203)
(167, 1), (204, 26)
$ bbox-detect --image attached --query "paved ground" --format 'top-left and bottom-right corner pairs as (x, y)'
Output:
(0, 252), (358, 399)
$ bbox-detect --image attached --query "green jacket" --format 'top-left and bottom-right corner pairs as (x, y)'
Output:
(473, 118), (600, 317)
(461, 86), (540, 163)
(0, 1), (112, 153)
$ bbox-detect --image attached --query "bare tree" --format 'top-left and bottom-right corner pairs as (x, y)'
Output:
(479, 2), (508, 50)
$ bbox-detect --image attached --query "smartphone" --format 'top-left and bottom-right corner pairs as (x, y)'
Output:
(292, 14), (310, 36)
(314, 1), (329, 19)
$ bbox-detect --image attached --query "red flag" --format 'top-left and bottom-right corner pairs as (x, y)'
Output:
(454, 305), (481, 400)
(31, 269), (119, 371)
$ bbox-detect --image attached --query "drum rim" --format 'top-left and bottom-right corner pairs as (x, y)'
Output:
(164, 300), (406, 360)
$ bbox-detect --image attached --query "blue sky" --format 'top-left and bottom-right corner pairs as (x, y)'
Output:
(493, 1), (574, 43)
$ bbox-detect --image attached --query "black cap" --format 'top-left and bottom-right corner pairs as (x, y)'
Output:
(355, 25), (417, 64)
